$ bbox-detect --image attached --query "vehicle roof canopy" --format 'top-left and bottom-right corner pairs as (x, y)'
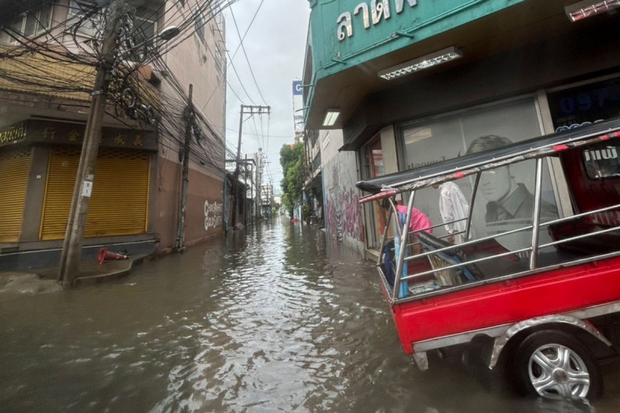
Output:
(356, 117), (620, 199)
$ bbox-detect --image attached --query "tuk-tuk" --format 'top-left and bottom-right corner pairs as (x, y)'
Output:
(356, 118), (620, 399)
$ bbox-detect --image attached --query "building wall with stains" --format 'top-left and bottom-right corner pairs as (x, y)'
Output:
(323, 151), (364, 253)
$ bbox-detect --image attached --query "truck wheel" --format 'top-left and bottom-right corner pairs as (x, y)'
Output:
(512, 330), (602, 399)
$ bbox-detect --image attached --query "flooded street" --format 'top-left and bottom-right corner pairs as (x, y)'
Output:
(1, 218), (619, 413)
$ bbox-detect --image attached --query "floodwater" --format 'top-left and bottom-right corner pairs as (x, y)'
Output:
(1, 218), (619, 413)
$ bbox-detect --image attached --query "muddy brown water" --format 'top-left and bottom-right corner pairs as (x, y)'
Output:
(1, 218), (619, 412)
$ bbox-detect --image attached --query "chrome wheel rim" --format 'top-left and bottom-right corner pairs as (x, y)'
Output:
(528, 343), (590, 399)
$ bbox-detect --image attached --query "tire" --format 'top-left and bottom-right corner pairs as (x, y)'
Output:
(512, 330), (602, 400)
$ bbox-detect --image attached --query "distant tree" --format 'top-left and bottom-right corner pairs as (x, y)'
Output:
(279, 143), (304, 216)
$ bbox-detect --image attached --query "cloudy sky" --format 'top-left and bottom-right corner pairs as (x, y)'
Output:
(222, 1), (311, 194)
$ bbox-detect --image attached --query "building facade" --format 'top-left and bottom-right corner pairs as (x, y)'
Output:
(0, 0), (227, 270)
(303, 0), (620, 256)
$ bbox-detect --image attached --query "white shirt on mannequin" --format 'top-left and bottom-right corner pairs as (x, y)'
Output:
(437, 181), (469, 243)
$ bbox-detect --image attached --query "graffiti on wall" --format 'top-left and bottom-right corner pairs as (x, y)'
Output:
(204, 200), (223, 231)
(324, 153), (363, 246)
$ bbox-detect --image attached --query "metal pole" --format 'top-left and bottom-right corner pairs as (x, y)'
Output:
(223, 174), (228, 233)
(256, 149), (261, 220)
(58, 0), (124, 287)
(249, 160), (254, 223)
(176, 84), (193, 252)
(244, 154), (248, 226)
(232, 105), (244, 229)
(231, 105), (270, 229)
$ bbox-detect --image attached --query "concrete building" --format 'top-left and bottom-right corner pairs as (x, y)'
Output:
(302, 0), (620, 258)
(0, 0), (227, 270)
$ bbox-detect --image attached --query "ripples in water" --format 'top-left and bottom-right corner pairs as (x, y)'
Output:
(1, 219), (619, 412)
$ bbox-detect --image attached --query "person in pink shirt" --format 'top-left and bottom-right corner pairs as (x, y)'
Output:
(396, 203), (432, 255)
(396, 204), (433, 234)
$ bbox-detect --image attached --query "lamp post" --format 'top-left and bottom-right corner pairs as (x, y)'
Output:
(57, 2), (180, 287)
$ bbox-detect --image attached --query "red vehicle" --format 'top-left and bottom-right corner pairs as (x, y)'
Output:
(357, 118), (620, 399)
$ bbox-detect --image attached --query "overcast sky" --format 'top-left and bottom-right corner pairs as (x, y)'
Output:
(222, 1), (310, 194)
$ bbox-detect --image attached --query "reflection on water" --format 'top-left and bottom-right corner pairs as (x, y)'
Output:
(0, 218), (618, 412)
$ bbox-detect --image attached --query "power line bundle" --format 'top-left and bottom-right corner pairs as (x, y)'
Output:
(0, 0), (240, 172)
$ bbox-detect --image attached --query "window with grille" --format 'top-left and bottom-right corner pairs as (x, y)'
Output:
(65, 1), (157, 63)
(67, 0), (101, 37)
(0, 3), (53, 44)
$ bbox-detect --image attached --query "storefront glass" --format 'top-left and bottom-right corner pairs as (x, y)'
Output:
(362, 135), (386, 249)
(548, 76), (620, 133)
(397, 98), (558, 244)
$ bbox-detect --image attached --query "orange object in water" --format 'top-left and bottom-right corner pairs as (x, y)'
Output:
(97, 248), (128, 265)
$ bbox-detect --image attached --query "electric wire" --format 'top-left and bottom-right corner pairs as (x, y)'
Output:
(0, 0), (238, 174)
(228, 2), (266, 106)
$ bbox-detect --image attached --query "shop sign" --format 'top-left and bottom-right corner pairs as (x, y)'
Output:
(24, 120), (157, 151)
(0, 122), (26, 147)
(337, 0), (418, 41)
(548, 77), (620, 132)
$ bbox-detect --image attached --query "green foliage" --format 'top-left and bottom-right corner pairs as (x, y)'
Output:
(280, 143), (305, 215)
(301, 204), (311, 219)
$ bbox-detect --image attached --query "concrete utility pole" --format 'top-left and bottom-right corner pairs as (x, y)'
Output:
(176, 84), (193, 252)
(58, 0), (125, 287)
(231, 104), (270, 229)
(256, 148), (261, 220)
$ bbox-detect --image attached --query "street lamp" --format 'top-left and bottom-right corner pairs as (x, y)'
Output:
(159, 25), (180, 41)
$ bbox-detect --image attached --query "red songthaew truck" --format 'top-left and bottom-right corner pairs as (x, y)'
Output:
(356, 118), (620, 399)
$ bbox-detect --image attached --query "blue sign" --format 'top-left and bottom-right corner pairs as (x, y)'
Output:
(292, 81), (303, 96)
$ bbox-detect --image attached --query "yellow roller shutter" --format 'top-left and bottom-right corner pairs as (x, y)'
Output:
(0, 147), (30, 242)
(40, 147), (80, 240)
(40, 147), (149, 240)
(85, 148), (149, 237)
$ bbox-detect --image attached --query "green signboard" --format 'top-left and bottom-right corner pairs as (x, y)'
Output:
(308, 0), (527, 81)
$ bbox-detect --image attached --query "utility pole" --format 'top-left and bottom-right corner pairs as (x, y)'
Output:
(248, 158), (253, 223)
(176, 84), (193, 252)
(256, 148), (262, 220)
(243, 154), (248, 227)
(58, 0), (125, 287)
(231, 104), (270, 229)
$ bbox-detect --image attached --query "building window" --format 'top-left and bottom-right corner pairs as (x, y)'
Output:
(547, 76), (620, 133)
(195, 11), (205, 43)
(66, 1), (157, 63)
(67, 0), (101, 37)
(396, 98), (558, 242)
(125, 11), (157, 62)
(215, 48), (223, 74)
(0, 3), (53, 44)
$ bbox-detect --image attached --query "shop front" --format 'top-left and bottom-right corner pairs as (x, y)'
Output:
(303, 0), (620, 257)
(360, 73), (620, 255)
(0, 119), (158, 269)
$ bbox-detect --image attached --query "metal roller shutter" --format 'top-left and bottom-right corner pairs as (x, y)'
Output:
(40, 147), (149, 240)
(40, 147), (80, 240)
(85, 148), (150, 237)
(0, 147), (31, 242)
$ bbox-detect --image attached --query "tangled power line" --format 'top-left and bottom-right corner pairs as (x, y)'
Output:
(0, 0), (241, 172)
